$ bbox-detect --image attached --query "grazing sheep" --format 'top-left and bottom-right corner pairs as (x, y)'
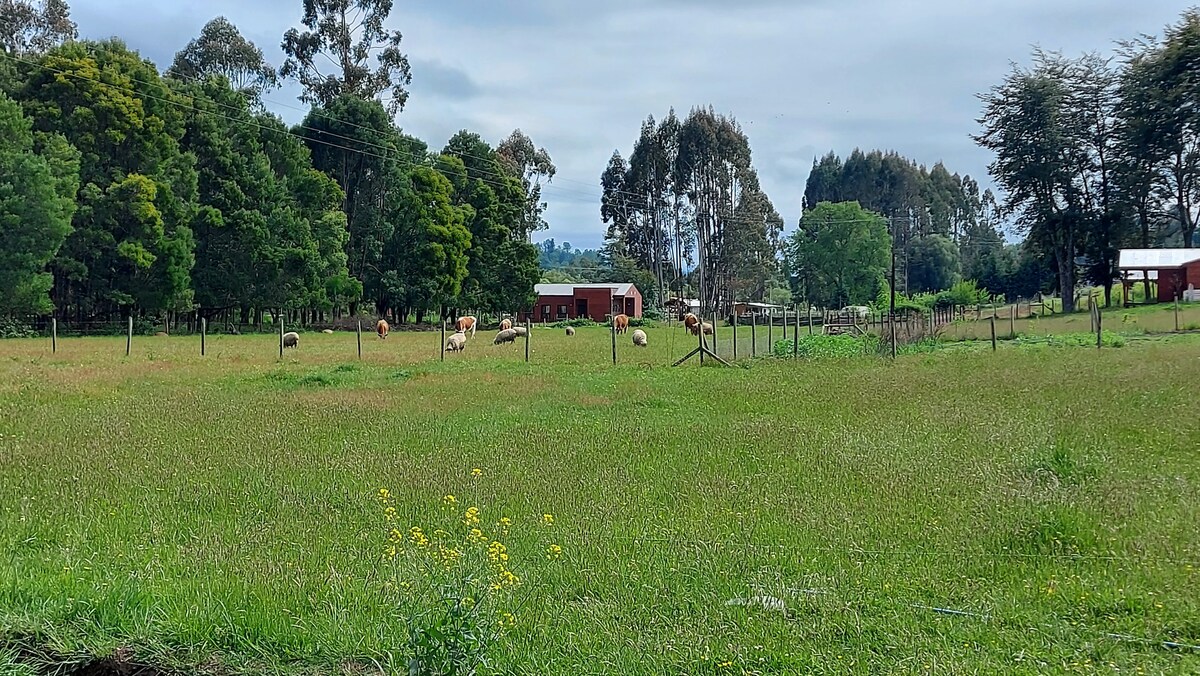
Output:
(493, 328), (518, 345)
(445, 331), (467, 352)
(321, 329), (334, 335)
(613, 313), (630, 334)
(499, 318), (512, 331)
(689, 322), (713, 337)
(683, 313), (699, 333)
(282, 331), (300, 349)
(632, 329), (647, 347)
(456, 315), (478, 338)
(565, 326), (575, 336)
(513, 326), (528, 337)
(376, 319), (389, 339)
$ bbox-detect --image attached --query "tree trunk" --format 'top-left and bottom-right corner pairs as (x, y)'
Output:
(1057, 234), (1076, 314)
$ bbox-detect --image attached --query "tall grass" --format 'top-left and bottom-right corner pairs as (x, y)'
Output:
(0, 329), (1198, 673)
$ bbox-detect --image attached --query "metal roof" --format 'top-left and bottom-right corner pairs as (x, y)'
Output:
(534, 283), (635, 296)
(1118, 248), (1200, 269)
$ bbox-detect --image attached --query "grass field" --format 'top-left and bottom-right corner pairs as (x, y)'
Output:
(1, 327), (1199, 674)
(945, 300), (1200, 342)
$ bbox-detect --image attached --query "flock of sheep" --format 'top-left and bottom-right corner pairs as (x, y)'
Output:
(279, 311), (682, 353)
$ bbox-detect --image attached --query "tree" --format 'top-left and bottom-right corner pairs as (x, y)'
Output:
(167, 17), (279, 103)
(382, 165), (471, 322)
(906, 234), (960, 292)
(280, 0), (412, 114)
(0, 91), (77, 315)
(19, 40), (199, 318)
(975, 50), (1084, 313)
(787, 201), (890, 309)
(0, 0), (76, 55)
(496, 129), (555, 241)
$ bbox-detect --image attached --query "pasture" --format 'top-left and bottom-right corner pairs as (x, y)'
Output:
(1, 327), (1199, 674)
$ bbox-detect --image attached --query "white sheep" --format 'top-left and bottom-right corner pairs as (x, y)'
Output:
(282, 331), (300, 349)
(445, 332), (467, 352)
(632, 329), (647, 347)
(493, 328), (518, 345)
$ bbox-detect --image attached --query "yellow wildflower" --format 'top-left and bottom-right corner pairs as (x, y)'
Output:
(547, 543), (563, 560)
(497, 517), (512, 535)
(542, 513), (554, 525)
(471, 468), (482, 478)
(378, 488), (391, 500)
(464, 506), (481, 526)
(500, 612), (516, 628)
(408, 526), (430, 548)
(487, 541), (507, 563)
(468, 528), (486, 543)
(442, 494), (457, 506)
(384, 506), (397, 521)
(462, 596), (476, 609)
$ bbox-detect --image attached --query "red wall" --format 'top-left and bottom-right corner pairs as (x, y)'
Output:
(526, 285), (644, 322)
(1157, 264), (1200, 301)
(531, 295), (572, 322)
(573, 288), (615, 322)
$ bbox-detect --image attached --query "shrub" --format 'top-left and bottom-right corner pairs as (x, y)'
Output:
(549, 318), (597, 328)
(771, 334), (880, 359)
(0, 317), (38, 339)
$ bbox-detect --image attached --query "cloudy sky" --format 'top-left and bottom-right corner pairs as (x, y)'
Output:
(71, 0), (1186, 250)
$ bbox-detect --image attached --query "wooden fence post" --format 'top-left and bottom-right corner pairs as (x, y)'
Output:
(439, 319), (445, 361)
(1009, 304), (1015, 338)
(732, 310), (738, 360)
(1175, 295), (1180, 332)
(751, 312), (757, 358)
(698, 313), (705, 365)
(767, 309), (773, 349)
(525, 318), (531, 363)
(278, 316), (284, 359)
(1095, 302), (1103, 349)
(200, 317), (206, 356)
(808, 306), (814, 335)
(51, 318), (57, 354)
(712, 312), (719, 356)
(990, 316), (997, 351)
(126, 316), (132, 357)
(611, 317), (617, 365)
(792, 308), (799, 358)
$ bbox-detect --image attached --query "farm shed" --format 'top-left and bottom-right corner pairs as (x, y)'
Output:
(1117, 248), (1200, 303)
(524, 283), (643, 323)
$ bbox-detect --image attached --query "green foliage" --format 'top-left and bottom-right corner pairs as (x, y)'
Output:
(771, 334), (881, 358)
(906, 234), (960, 293)
(279, 0), (412, 115)
(0, 92), (77, 316)
(787, 201), (890, 308)
(0, 316), (38, 338)
(0, 0), (77, 55)
(19, 39), (198, 315)
(167, 17), (278, 102)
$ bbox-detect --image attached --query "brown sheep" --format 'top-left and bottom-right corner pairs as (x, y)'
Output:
(613, 314), (630, 334)
(283, 331), (300, 349)
(683, 313), (699, 333)
(632, 329), (647, 347)
(376, 319), (389, 339)
(499, 318), (513, 331)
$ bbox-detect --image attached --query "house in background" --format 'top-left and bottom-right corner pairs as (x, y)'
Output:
(1117, 249), (1200, 303)
(524, 283), (643, 323)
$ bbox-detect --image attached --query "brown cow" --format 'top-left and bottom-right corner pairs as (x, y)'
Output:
(683, 313), (700, 334)
(613, 314), (630, 334)
(499, 318), (512, 331)
(376, 319), (389, 339)
(456, 315), (477, 338)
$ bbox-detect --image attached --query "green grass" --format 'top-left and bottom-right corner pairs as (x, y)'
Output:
(1, 328), (1199, 674)
(947, 300), (1200, 342)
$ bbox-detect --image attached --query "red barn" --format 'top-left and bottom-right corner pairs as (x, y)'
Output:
(524, 283), (643, 323)
(1118, 249), (1200, 303)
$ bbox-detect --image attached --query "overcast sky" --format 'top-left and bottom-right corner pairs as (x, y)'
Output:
(71, 0), (1187, 251)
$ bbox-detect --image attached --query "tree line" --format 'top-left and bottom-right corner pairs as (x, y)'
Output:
(0, 0), (550, 329)
(976, 9), (1200, 311)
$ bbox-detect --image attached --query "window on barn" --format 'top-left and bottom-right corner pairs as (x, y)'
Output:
(542, 305), (551, 320)
(557, 305), (568, 319)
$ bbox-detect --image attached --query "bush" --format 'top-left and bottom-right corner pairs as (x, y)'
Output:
(0, 317), (37, 339)
(549, 318), (598, 328)
(771, 334), (880, 359)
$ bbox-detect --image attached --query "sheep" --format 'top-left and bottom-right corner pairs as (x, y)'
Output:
(565, 326), (575, 336)
(376, 319), (389, 339)
(513, 326), (528, 337)
(493, 328), (518, 345)
(282, 331), (300, 349)
(499, 318), (512, 331)
(683, 313), (699, 333)
(687, 318), (714, 336)
(321, 329), (334, 335)
(445, 331), (467, 352)
(613, 313), (630, 334)
(632, 329), (647, 347)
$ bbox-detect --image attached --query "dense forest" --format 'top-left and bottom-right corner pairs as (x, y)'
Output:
(0, 0), (549, 330)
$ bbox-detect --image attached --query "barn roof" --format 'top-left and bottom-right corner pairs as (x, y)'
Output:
(1118, 248), (1200, 269)
(534, 283), (636, 296)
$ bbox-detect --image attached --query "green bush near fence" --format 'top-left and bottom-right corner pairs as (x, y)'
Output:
(770, 334), (881, 358)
